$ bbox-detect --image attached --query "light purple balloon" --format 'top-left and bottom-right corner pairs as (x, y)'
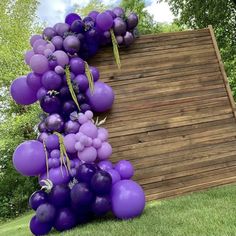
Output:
(53, 50), (69, 67)
(97, 128), (109, 142)
(50, 149), (60, 159)
(75, 142), (84, 152)
(40, 167), (70, 185)
(86, 81), (115, 113)
(78, 114), (88, 125)
(115, 160), (134, 180)
(64, 134), (77, 154)
(10, 76), (37, 105)
(92, 138), (102, 149)
(13, 140), (46, 176)
(24, 50), (35, 65)
(79, 121), (98, 139)
(30, 34), (42, 46)
(53, 23), (70, 36)
(78, 146), (97, 163)
(30, 54), (49, 74)
(98, 160), (113, 171)
(33, 39), (47, 53)
(97, 142), (112, 160)
(111, 180), (145, 219)
(38, 132), (49, 143)
(107, 169), (121, 185)
(51, 36), (64, 50)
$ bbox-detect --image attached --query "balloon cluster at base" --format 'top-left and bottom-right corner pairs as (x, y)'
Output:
(10, 6), (145, 236)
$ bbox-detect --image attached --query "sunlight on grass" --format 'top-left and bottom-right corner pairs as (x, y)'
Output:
(0, 184), (236, 236)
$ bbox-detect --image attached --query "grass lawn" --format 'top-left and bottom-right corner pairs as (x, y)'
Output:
(0, 184), (236, 236)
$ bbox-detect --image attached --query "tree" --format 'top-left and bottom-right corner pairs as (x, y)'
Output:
(160, 0), (236, 97)
(0, 0), (41, 219)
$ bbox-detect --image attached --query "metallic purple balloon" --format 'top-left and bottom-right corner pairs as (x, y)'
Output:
(63, 35), (80, 54)
(124, 31), (135, 46)
(113, 17), (127, 36)
(112, 7), (125, 17)
(86, 81), (114, 113)
(10, 76), (37, 105)
(13, 140), (46, 176)
(127, 13), (139, 30)
(29, 190), (48, 211)
(111, 180), (145, 219)
(42, 70), (62, 90)
(49, 185), (70, 208)
(65, 13), (81, 25)
(45, 114), (64, 132)
(51, 36), (64, 50)
(64, 120), (80, 134)
(115, 160), (134, 180)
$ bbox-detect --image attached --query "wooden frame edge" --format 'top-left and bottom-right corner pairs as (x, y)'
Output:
(208, 25), (236, 120)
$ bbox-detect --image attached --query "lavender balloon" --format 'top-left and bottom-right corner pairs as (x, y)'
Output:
(64, 134), (77, 154)
(79, 147), (97, 163)
(97, 142), (112, 160)
(30, 54), (49, 74)
(86, 81), (115, 113)
(13, 140), (46, 176)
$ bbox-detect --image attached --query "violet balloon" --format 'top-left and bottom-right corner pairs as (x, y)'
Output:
(70, 57), (85, 75)
(86, 81), (115, 113)
(115, 160), (134, 180)
(13, 140), (46, 176)
(30, 54), (49, 74)
(45, 114), (64, 132)
(65, 13), (81, 25)
(107, 169), (121, 185)
(30, 215), (52, 236)
(64, 134), (77, 154)
(74, 74), (89, 92)
(96, 12), (113, 31)
(26, 72), (42, 91)
(45, 134), (59, 150)
(98, 160), (113, 171)
(10, 76), (37, 105)
(111, 180), (145, 219)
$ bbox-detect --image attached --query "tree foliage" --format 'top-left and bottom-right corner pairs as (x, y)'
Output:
(160, 0), (236, 97)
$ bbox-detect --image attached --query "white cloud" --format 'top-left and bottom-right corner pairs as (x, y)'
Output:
(145, 1), (174, 23)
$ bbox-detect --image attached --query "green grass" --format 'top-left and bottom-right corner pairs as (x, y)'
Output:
(0, 184), (236, 236)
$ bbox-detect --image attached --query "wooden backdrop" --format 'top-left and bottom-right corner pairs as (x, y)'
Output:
(89, 26), (236, 201)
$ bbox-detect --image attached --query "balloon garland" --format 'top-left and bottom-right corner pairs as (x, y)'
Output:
(10, 7), (145, 235)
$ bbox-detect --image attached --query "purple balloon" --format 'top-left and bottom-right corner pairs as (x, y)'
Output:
(115, 160), (134, 180)
(63, 35), (80, 54)
(80, 121), (98, 139)
(29, 190), (48, 211)
(105, 10), (116, 19)
(88, 11), (99, 21)
(42, 167), (70, 185)
(70, 57), (85, 75)
(50, 149), (60, 159)
(90, 66), (100, 82)
(10, 76), (37, 105)
(74, 74), (89, 92)
(127, 13), (139, 30)
(111, 180), (145, 219)
(96, 12), (113, 31)
(42, 70), (62, 90)
(49, 185), (70, 208)
(45, 134), (59, 150)
(38, 132), (49, 143)
(30, 215), (52, 235)
(113, 18), (127, 36)
(54, 23), (70, 36)
(65, 13), (81, 25)
(45, 114), (64, 132)
(24, 50), (35, 65)
(38, 121), (47, 133)
(43, 27), (57, 40)
(92, 195), (111, 216)
(13, 140), (46, 176)
(64, 134), (77, 154)
(77, 163), (97, 183)
(107, 169), (121, 185)
(51, 36), (64, 50)
(86, 81), (114, 113)
(97, 142), (112, 160)
(64, 120), (80, 134)
(36, 203), (56, 223)
(26, 73), (42, 91)
(30, 35), (42, 46)
(124, 31), (135, 46)
(98, 160), (113, 171)
(116, 35), (124, 45)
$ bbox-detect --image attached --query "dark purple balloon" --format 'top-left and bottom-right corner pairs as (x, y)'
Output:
(38, 121), (47, 132)
(71, 183), (94, 206)
(49, 185), (70, 208)
(63, 100), (77, 115)
(127, 13), (139, 30)
(74, 74), (89, 92)
(124, 31), (134, 46)
(71, 20), (84, 33)
(62, 71), (75, 85)
(26, 73), (42, 91)
(64, 120), (80, 134)
(51, 36), (64, 50)
(80, 103), (91, 113)
(40, 94), (61, 114)
(29, 190), (48, 211)
(77, 93), (86, 103)
(43, 27), (57, 40)
(113, 17), (127, 36)
(42, 71), (62, 90)
(92, 196), (111, 216)
(65, 13), (81, 25)
(54, 208), (77, 232)
(59, 86), (71, 100)
(70, 57), (85, 75)
(45, 114), (64, 132)
(77, 163), (97, 183)
(91, 170), (112, 196)
(36, 203), (56, 223)
(30, 215), (52, 235)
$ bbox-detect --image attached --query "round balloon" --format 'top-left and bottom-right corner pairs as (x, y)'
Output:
(10, 76), (37, 105)
(13, 140), (46, 176)
(86, 81), (115, 113)
(111, 180), (145, 219)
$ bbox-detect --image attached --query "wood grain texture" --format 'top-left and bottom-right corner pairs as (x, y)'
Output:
(89, 27), (236, 200)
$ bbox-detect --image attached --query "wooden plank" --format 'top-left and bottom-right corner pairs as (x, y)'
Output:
(90, 28), (236, 200)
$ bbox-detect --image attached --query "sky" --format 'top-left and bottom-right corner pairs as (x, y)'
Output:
(37, 0), (174, 26)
